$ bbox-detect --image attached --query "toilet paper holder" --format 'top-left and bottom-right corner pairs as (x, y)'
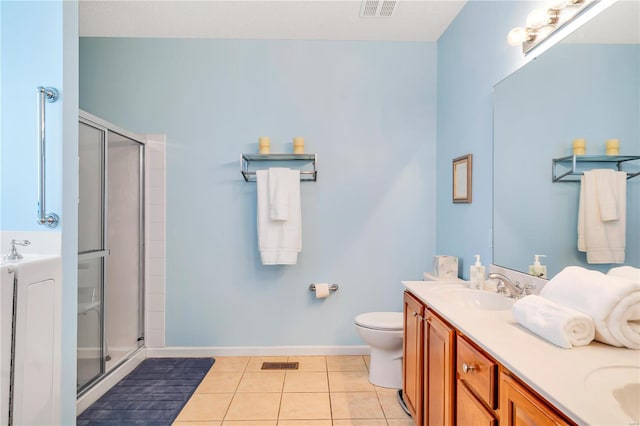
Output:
(309, 283), (339, 292)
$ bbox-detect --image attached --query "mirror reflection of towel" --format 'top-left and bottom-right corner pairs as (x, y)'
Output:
(578, 169), (626, 264)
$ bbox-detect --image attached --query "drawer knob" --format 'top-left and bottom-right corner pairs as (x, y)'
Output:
(462, 363), (475, 373)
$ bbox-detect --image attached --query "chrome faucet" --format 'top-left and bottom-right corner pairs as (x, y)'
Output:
(488, 272), (532, 299)
(5, 239), (30, 261)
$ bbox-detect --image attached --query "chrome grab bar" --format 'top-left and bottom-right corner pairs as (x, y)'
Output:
(36, 86), (59, 228)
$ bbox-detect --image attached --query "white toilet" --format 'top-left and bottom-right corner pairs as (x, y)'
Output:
(355, 311), (404, 389)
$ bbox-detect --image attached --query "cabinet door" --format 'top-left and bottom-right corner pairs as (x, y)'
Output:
(458, 381), (498, 426)
(424, 310), (456, 426)
(403, 292), (424, 424)
(500, 372), (571, 426)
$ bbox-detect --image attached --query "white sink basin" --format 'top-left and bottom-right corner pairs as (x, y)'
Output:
(432, 287), (515, 311)
(584, 366), (640, 423)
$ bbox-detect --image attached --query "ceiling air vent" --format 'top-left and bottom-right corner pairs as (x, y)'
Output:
(360, 0), (398, 18)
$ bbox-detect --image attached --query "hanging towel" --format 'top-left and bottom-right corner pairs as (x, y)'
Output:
(577, 169), (627, 264)
(512, 295), (595, 348)
(269, 168), (291, 221)
(257, 168), (301, 265)
(540, 266), (640, 349)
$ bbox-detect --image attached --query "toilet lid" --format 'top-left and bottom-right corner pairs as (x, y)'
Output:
(355, 312), (403, 331)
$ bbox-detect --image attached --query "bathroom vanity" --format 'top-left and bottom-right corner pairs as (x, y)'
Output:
(401, 280), (640, 426)
(0, 256), (62, 426)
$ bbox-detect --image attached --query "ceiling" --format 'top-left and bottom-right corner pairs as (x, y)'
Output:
(79, 0), (467, 41)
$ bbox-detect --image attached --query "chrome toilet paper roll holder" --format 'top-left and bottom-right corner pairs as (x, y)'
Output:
(309, 283), (339, 292)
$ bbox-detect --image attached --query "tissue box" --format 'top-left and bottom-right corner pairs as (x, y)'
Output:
(433, 255), (459, 279)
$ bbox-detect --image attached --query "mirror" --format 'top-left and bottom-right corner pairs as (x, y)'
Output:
(493, 1), (640, 278)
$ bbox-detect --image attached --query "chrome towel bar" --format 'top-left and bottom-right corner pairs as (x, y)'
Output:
(36, 86), (59, 228)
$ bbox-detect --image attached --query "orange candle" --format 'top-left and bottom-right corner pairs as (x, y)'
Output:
(605, 139), (619, 155)
(293, 137), (305, 154)
(258, 136), (270, 154)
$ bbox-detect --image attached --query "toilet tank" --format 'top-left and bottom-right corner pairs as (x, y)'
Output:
(2, 256), (62, 426)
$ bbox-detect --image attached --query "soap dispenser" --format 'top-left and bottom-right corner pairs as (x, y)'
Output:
(529, 254), (547, 278)
(469, 254), (486, 290)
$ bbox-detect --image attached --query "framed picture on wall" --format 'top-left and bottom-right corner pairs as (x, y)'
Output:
(452, 154), (472, 203)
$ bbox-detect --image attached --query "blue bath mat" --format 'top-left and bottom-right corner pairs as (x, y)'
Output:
(77, 357), (215, 426)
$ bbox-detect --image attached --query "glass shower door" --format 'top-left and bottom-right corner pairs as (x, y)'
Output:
(105, 130), (144, 370)
(77, 113), (145, 395)
(77, 120), (106, 391)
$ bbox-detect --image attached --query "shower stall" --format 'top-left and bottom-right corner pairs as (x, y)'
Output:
(77, 111), (145, 393)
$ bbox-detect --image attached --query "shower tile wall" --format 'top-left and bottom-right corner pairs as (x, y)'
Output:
(145, 135), (166, 348)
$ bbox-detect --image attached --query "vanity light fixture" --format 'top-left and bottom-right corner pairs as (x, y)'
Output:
(508, 0), (597, 54)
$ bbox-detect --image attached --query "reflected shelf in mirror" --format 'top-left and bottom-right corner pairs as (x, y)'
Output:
(552, 155), (640, 182)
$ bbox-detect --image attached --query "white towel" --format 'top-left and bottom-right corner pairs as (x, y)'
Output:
(608, 266), (640, 283)
(257, 169), (301, 265)
(269, 168), (291, 221)
(578, 170), (626, 264)
(540, 266), (640, 349)
(512, 295), (595, 348)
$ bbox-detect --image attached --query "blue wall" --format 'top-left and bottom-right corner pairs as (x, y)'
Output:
(79, 39), (437, 346)
(1, 1), (78, 423)
(1, 1), (64, 230)
(436, 0), (532, 277)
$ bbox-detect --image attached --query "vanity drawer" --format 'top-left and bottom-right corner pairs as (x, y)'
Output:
(457, 381), (497, 426)
(456, 335), (498, 409)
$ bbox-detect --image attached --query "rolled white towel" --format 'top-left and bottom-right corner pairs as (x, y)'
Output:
(540, 266), (640, 349)
(512, 295), (595, 348)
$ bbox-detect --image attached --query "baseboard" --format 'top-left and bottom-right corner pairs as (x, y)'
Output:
(76, 349), (146, 415)
(146, 345), (370, 358)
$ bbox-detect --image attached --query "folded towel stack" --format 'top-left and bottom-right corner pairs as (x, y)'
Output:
(257, 168), (302, 265)
(539, 266), (640, 349)
(512, 295), (595, 348)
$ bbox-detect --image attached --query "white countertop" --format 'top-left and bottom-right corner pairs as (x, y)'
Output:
(402, 280), (640, 426)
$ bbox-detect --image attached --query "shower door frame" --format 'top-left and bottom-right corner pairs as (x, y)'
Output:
(77, 111), (146, 396)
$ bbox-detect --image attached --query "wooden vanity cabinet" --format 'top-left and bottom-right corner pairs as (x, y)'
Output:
(423, 310), (455, 426)
(403, 290), (577, 426)
(500, 372), (572, 426)
(403, 291), (424, 423)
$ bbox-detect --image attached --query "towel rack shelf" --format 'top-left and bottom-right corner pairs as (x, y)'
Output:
(241, 153), (318, 182)
(552, 155), (640, 182)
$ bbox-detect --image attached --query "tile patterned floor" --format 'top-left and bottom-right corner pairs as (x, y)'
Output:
(172, 355), (414, 426)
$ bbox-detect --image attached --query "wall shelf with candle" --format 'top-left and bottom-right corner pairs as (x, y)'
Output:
(551, 155), (640, 182)
(240, 153), (318, 182)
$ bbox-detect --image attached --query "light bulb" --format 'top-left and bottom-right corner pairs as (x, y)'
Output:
(547, 0), (569, 10)
(526, 9), (550, 29)
(507, 27), (529, 46)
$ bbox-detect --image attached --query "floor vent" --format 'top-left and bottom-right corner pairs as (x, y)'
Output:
(261, 362), (299, 370)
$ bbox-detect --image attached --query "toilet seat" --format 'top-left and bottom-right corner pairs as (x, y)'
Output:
(355, 312), (403, 331)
